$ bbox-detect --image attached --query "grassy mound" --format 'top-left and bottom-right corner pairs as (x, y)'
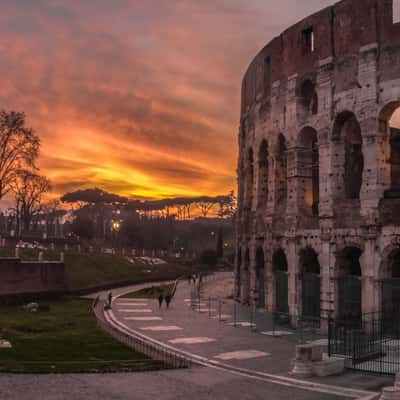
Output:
(0, 247), (194, 292)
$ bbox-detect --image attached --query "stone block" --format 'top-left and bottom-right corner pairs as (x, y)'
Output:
(312, 355), (345, 377)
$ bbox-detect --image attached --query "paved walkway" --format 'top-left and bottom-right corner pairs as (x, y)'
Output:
(98, 277), (391, 399)
(0, 368), (349, 400)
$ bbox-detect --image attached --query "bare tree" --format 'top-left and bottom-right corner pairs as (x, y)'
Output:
(0, 111), (40, 199)
(11, 170), (51, 234)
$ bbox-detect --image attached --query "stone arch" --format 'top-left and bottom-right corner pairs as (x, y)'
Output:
(336, 246), (363, 319)
(379, 245), (400, 319)
(257, 139), (269, 207)
(298, 127), (319, 216)
(297, 79), (318, 121)
(256, 246), (266, 308)
(299, 247), (321, 319)
(379, 102), (400, 198)
(241, 247), (251, 304)
(273, 249), (289, 314)
(332, 111), (364, 200)
(274, 133), (287, 213)
(245, 148), (254, 208)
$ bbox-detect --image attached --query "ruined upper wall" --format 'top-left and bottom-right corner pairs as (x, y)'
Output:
(241, 0), (400, 115)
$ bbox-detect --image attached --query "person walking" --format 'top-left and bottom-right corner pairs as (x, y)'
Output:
(158, 293), (164, 308)
(165, 293), (172, 308)
(108, 292), (113, 307)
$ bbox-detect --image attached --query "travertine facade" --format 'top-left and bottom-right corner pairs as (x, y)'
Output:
(235, 0), (400, 327)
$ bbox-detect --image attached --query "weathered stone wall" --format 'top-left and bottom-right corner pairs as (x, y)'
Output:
(0, 258), (66, 296)
(236, 0), (400, 327)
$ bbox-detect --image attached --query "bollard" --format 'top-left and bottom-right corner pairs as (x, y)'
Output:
(64, 243), (69, 252)
(60, 252), (65, 262)
(38, 251), (43, 262)
(50, 243), (55, 251)
(77, 244), (81, 253)
(15, 247), (20, 258)
(380, 386), (400, 400)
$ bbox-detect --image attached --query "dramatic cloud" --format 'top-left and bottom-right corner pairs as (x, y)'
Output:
(0, 0), (337, 200)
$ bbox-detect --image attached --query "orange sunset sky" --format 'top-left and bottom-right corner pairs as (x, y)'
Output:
(0, 0), (386, 201)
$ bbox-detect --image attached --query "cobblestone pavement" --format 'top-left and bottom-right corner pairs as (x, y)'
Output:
(0, 367), (349, 400)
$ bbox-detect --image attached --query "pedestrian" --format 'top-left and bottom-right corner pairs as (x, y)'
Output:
(158, 293), (164, 308)
(187, 275), (192, 285)
(165, 293), (172, 308)
(108, 292), (113, 307)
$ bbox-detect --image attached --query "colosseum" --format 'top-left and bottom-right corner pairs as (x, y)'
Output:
(235, 0), (400, 331)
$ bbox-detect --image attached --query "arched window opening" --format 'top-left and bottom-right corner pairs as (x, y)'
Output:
(299, 127), (319, 216)
(245, 148), (254, 208)
(241, 248), (251, 304)
(333, 112), (364, 200)
(298, 80), (318, 121)
(273, 249), (288, 314)
(337, 247), (362, 320)
(299, 248), (321, 319)
(382, 249), (400, 324)
(380, 103), (400, 198)
(275, 134), (287, 211)
(258, 140), (269, 206)
(256, 247), (265, 308)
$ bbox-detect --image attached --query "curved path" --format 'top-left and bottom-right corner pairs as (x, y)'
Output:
(100, 278), (387, 400)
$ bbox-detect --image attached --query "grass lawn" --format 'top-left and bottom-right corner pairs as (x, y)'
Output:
(0, 298), (164, 373)
(0, 247), (197, 292)
(121, 283), (175, 299)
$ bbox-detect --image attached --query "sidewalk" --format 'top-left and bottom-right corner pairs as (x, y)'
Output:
(98, 276), (391, 399)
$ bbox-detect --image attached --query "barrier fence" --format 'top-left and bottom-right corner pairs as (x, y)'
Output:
(328, 311), (400, 376)
(189, 274), (323, 344)
(93, 299), (191, 370)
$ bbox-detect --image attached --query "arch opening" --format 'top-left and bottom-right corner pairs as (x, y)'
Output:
(241, 248), (251, 304)
(299, 127), (319, 216)
(297, 80), (318, 122)
(337, 247), (362, 320)
(245, 148), (254, 208)
(275, 133), (287, 213)
(273, 249), (289, 314)
(299, 248), (321, 319)
(380, 103), (400, 198)
(382, 249), (400, 324)
(258, 140), (269, 207)
(256, 247), (265, 308)
(332, 112), (364, 200)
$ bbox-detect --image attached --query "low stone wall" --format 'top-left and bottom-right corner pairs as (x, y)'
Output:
(0, 257), (66, 296)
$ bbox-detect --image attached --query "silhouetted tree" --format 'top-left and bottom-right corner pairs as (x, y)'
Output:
(71, 215), (95, 240)
(10, 170), (51, 233)
(0, 111), (40, 199)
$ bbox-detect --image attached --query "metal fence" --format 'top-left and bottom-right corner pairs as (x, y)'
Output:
(189, 275), (323, 344)
(328, 311), (400, 375)
(93, 299), (192, 370)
